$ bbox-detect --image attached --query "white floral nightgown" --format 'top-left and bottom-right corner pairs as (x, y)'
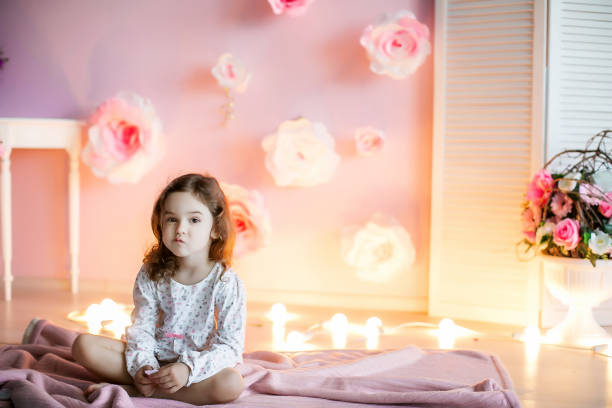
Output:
(125, 262), (246, 387)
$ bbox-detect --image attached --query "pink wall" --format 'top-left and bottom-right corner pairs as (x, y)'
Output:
(0, 1), (433, 309)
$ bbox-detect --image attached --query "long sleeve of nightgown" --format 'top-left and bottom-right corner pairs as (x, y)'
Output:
(125, 267), (160, 379)
(179, 272), (246, 387)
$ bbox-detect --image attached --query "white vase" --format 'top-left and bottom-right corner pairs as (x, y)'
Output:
(541, 254), (612, 347)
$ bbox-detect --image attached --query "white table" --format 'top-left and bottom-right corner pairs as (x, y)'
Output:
(0, 118), (82, 301)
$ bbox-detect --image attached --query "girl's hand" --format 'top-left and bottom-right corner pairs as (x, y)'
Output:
(134, 365), (156, 397)
(149, 362), (190, 394)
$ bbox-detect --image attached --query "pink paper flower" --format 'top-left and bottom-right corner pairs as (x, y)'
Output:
(81, 92), (163, 183)
(211, 53), (250, 93)
(341, 213), (415, 283)
(550, 193), (573, 218)
(526, 169), (554, 207)
(267, 0), (314, 16)
(360, 10), (430, 79)
(599, 192), (612, 218)
(221, 182), (271, 258)
(262, 117), (340, 187)
(553, 218), (580, 251)
(521, 205), (541, 243)
(354, 127), (385, 156)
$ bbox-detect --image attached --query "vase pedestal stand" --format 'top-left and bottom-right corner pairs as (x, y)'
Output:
(541, 255), (612, 348)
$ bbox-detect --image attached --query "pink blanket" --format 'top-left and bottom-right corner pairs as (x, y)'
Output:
(0, 320), (521, 407)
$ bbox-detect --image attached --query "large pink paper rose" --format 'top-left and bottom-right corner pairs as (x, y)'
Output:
(268, 0), (314, 16)
(599, 192), (612, 218)
(341, 214), (415, 283)
(360, 10), (430, 79)
(521, 205), (541, 243)
(81, 92), (163, 183)
(262, 118), (340, 187)
(354, 126), (385, 156)
(553, 218), (580, 251)
(211, 53), (250, 93)
(526, 169), (554, 207)
(221, 182), (271, 258)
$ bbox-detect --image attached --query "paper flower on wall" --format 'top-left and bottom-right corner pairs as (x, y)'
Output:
(268, 0), (314, 16)
(360, 10), (430, 79)
(212, 53), (250, 125)
(341, 213), (415, 283)
(81, 92), (163, 184)
(221, 182), (272, 258)
(354, 126), (385, 156)
(262, 117), (340, 187)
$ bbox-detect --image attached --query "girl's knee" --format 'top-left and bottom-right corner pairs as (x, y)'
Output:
(209, 368), (244, 403)
(72, 333), (95, 364)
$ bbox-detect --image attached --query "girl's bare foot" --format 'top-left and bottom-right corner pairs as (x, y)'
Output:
(84, 382), (110, 397)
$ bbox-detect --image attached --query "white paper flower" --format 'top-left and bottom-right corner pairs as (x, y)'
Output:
(360, 10), (431, 79)
(262, 118), (340, 187)
(81, 92), (164, 184)
(221, 182), (271, 258)
(341, 214), (415, 283)
(535, 221), (556, 245)
(211, 53), (250, 93)
(588, 229), (612, 255)
(354, 126), (385, 156)
(558, 172), (581, 193)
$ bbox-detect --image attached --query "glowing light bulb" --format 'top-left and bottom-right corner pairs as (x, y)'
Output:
(438, 318), (456, 349)
(330, 313), (348, 349)
(269, 303), (288, 350)
(365, 317), (382, 350)
(286, 331), (307, 349)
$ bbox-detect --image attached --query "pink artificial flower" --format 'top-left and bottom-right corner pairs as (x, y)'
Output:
(526, 169), (554, 207)
(221, 182), (271, 258)
(267, 0), (314, 16)
(553, 218), (580, 251)
(360, 10), (431, 79)
(599, 192), (612, 218)
(81, 92), (163, 183)
(211, 53), (250, 93)
(580, 183), (605, 206)
(354, 126), (385, 156)
(521, 205), (541, 243)
(550, 193), (573, 218)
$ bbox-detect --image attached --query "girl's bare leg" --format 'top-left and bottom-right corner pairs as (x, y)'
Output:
(153, 367), (244, 405)
(71, 333), (133, 384)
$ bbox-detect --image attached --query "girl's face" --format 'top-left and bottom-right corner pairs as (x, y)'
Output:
(161, 192), (215, 260)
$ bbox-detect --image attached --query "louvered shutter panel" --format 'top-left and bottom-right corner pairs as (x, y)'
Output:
(542, 0), (612, 326)
(430, 0), (546, 325)
(546, 0), (612, 161)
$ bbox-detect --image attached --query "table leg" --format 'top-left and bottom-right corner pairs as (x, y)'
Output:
(1, 154), (12, 301)
(69, 150), (79, 294)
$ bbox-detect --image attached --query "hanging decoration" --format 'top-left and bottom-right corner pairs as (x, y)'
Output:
(341, 213), (415, 283)
(81, 92), (164, 184)
(360, 10), (431, 79)
(221, 182), (272, 258)
(267, 0), (314, 16)
(262, 117), (340, 187)
(354, 126), (385, 156)
(0, 48), (8, 70)
(211, 53), (250, 125)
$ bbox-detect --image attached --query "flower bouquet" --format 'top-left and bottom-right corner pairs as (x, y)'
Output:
(520, 130), (612, 266)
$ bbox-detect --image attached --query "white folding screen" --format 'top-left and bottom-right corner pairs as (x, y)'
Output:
(542, 0), (612, 326)
(546, 0), (612, 161)
(430, 0), (547, 325)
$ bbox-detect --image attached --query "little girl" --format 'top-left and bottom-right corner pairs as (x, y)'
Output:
(72, 173), (246, 405)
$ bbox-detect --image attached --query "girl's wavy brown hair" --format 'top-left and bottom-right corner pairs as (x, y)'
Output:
(143, 173), (235, 282)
